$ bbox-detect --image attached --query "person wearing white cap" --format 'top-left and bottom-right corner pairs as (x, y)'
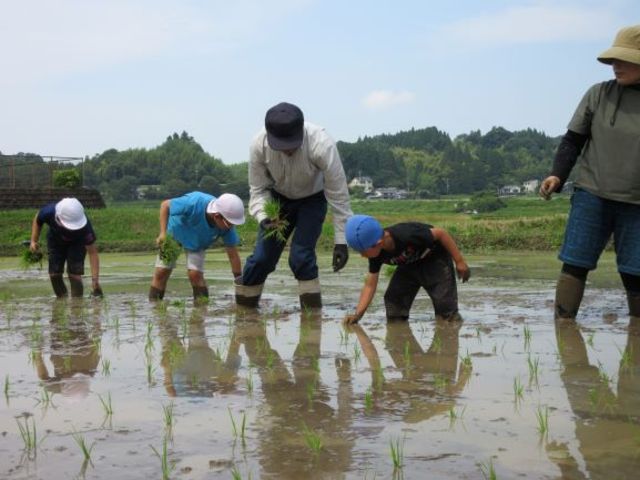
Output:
(149, 191), (246, 302)
(540, 24), (640, 325)
(30, 197), (103, 298)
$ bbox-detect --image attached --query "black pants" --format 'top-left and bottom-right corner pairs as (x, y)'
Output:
(384, 254), (458, 320)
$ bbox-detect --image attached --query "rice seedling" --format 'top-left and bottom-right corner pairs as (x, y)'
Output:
(364, 389), (373, 412)
(150, 436), (173, 480)
(535, 405), (549, 437)
(448, 405), (466, 428)
(617, 344), (633, 371)
(586, 332), (595, 348)
(158, 234), (181, 264)
(246, 368), (254, 396)
(389, 436), (404, 470)
(310, 356), (320, 373)
(373, 365), (384, 391)
(527, 355), (540, 385)
(228, 408), (247, 444)
(588, 388), (599, 410)
(339, 328), (349, 347)
(98, 392), (113, 416)
(72, 430), (95, 463)
(460, 350), (473, 371)
(4, 375), (9, 400)
(479, 457), (497, 480)
(231, 466), (242, 480)
(262, 199), (289, 243)
(435, 374), (449, 391)
(403, 341), (412, 369)
(146, 361), (156, 386)
(16, 415), (44, 454)
(20, 248), (44, 270)
(431, 333), (442, 353)
(101, 359), (111, 376)
(306, 379), (317, 404)
(597, 361), (612, 386)
(513, 377), (524, 402)
(37, 387), (55, 409)
(353, 343), (362, 363)
(162, 402), (175, 432)
(265, 349), (275, 370)
(302, 423), (323, 455)
(30, 322), (43, 345)
(523, 325), (531, 351)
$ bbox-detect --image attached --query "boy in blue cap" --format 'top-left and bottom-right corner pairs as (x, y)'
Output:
(344, 215), (470, 323)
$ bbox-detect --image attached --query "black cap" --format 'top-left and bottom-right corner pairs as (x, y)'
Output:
(264, 102), (304, 151)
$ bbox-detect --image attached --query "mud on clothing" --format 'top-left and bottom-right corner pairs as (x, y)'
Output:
(368, 223), (458, 318)
(37, 203), (97, 275)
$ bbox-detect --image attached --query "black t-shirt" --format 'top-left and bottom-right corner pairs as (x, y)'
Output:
(37, 203), (97, 246)
(368, 222), (445, 273)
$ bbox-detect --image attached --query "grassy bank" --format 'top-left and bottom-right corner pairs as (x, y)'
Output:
(0, 195), (571, 256)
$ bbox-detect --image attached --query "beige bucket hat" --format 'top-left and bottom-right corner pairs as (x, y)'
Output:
(598, 25), (640, 65)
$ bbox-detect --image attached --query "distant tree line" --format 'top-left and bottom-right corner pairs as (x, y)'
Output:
(338, 126), (560, 196)
(3, 126), (561, 202)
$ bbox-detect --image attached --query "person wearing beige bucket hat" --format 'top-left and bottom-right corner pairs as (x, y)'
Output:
(29, 197), (103, 298)
(539, 25), (640, 327)
(148, 191), (245, 302)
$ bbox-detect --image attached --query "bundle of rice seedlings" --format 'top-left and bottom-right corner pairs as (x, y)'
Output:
(20, 249), (44, 270)
(159, 235), (181, 264)
(263, 199), (289, 243)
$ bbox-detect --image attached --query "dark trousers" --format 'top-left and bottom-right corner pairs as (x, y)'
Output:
(47, 238), (86, 275)
(243, 191), (327, 286)
(384, 253), (458, 319)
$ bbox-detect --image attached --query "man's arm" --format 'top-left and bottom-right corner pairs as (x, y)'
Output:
(248, 136), (273, 223)
(225, 246), (242, 283)
(344, 271), (380, 324)
(156, 199), (171, 246)
(431, 228), (470, 282)
(540, 130), (588, 199)
(85, 243), (102, 295)
(30, 213), (42, 252)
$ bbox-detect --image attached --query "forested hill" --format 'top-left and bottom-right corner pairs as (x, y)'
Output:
(3, 127), (561, 201)
(337, 126), (561, 196)
(82, 132), (250, 201)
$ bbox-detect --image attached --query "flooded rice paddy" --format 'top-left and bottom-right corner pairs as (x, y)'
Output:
(0, 251), (639, 479)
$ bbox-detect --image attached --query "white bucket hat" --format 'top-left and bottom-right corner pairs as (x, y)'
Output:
(206, 194), (245, 225)
(55, 198), (87, 230)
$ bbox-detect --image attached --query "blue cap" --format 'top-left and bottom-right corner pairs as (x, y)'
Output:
(345, 215), (383, 252)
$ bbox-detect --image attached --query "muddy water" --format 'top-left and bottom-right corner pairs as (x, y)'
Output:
(0, 252), (638, 479)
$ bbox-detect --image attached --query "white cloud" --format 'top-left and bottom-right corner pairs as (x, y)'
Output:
(362, 90), (416, 110)
(430, 3), (619, 52)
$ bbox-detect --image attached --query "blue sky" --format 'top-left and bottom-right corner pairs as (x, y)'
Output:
(1, 0), (638, 163)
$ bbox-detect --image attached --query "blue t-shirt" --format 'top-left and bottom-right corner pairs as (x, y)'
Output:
(167, 192), (239, 251)
(37, 203), (97, 246)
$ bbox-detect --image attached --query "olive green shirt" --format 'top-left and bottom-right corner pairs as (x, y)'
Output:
(568, 80), (640, 204)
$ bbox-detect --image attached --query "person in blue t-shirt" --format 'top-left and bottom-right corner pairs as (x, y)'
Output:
(149, 192), (246, 302)
(30, 197), (103, 298)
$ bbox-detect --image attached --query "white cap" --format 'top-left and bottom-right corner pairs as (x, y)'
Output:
(55, 198), (87, 230)
(206, 194), (245, 225)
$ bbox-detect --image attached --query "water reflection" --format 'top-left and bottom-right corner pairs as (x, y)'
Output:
(158, 305), (239, 397)
(32, 299), (102, 402)
(350, 319), (470, 423)
(549, 319), (640, 478)
(234, 311), (355, 479)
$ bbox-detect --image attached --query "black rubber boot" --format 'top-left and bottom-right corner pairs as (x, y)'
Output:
(300, 292), (322, 310)
(555, 272), (585, 319)
(50, 275), (68, 298)
(149, 286), (165, 301)
(235, 283), (263, 309)
(626, 290), (640, 317)
(69, 277), (84, 298)
(192, 285), (209, 305)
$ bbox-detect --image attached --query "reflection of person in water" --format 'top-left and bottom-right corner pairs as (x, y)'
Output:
(233, 311), (355, 478)
(549, 319), (640, 478)
(159, 305), (240, 397)
(350, 319), (471, 423)
(33, 300), (102, 402)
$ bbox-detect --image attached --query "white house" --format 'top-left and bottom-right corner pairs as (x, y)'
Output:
(522, 179), (540, 193)
(349, 176), (374, 193)
(498, 185), (521, 196)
